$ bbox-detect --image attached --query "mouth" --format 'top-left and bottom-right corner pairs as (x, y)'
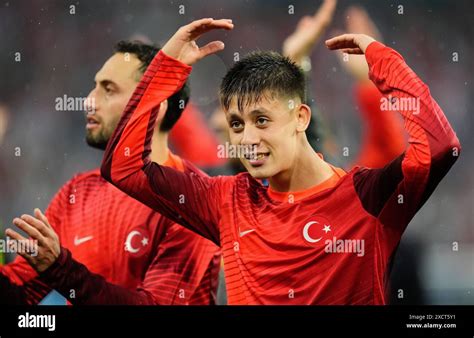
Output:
(245, 152), (270, 167)
(86, 116), (100, 130)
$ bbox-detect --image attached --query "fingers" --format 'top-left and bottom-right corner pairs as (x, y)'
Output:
(14, 249), (35, 266)
(23, 213), (51, 237)
(325, 34), (357, 50)
(187, 17), (213, 29)
(4, 229), (37, 262)
(199, 41), (226, 59)
(187, 18), (234, 41)
(163, 18), (233, 64)
(34, 208), (53, 230)
(314, 0), (337, 24)
(340, 48), (364, 55)
(297, 16), (312, 29)
(209, 19), (234, 30)
(186, 18), (233, 31)
(5, 228), (27, 243)
(12, 216), (47, 246)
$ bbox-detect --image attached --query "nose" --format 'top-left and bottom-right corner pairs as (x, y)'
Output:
(240, 125), (260, 146)
(85, 89), (98, 114)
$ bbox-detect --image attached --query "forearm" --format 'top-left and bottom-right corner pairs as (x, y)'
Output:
(102, 50), (191, 185)
(354, 42), (461, 246)
(1, 260), (52, 305)
(101, 50), (223, 244)
(38, 248), (158, 305)
(100, 50), (193, 215)
(366, 41), (460, 167)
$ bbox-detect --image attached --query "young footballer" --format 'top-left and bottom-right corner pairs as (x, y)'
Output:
(101, 19), (460, 304)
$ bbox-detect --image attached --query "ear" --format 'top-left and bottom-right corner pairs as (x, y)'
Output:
(295, 103), (311, 132)
(155, 99), (169, 128)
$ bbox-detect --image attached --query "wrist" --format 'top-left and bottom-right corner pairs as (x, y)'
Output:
(158, 50), (193, 70)
(39, 246), (69, 279)
(360, 35), (377, 53)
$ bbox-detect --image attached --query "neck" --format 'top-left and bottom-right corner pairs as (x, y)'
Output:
(150, 130), (169, 164)
(269, 138), (334, 192)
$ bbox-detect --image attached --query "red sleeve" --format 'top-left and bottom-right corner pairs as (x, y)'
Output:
(0, 271), (27, 305)
(169, 102), (225, 167)
(0, 256), (51, 305)
(101, 51), (234, 245)
(38, 223), (220, 305)
(353, 42), (461, 253)
(352, 81), (406, 168)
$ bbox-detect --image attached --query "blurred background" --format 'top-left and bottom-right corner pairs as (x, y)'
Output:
(0, 0), (472, 304)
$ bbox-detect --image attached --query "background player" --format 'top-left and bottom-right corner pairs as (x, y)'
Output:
(101, 18), (460, 304)
(1, 41), (220, 305)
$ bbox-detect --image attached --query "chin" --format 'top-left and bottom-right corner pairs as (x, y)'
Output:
(85, 132), (109, 150)
(246, 166), (274, 180)
(249, 171), (267, 179)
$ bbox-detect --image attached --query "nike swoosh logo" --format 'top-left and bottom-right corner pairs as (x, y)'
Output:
(74, 235), (93, 246)
(239, 229), (256, 238)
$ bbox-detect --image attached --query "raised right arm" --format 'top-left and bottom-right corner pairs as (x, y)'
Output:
(101, 19), (235, 244)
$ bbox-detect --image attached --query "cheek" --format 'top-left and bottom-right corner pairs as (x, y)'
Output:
(268, 128), (296, 158)
(229, 131), (241, 145)
(112, 95), (129, 112)
(104, 97), (128, 121)
(270, 137), (288, 156)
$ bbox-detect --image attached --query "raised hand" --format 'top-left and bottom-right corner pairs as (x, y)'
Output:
(325, 33), (375, 55)
(6, 208), (60, 273)
(162, 18), (234, 66)
(282, 0), (337, 65)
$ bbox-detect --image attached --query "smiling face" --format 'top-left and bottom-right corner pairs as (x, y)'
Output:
(226, 92), (309, 179)
(219, 50), (309, 179)
(85, 52), (142, 149)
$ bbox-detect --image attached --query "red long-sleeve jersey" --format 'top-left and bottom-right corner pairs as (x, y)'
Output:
(102, 42), (460, 304)
(1, 152), (221, 305)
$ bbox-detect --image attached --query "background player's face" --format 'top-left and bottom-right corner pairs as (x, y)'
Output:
(226, 93), (302, 179)
(85, 53), (142, 149)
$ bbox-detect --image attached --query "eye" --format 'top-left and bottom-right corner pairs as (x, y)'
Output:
(230, 120), (243, 132)
(256, 117), (269, 127)
(105, 86), (113, 94)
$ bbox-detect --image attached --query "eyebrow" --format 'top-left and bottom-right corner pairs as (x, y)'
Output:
(227, 108), (271, 121)
(249, 108), (271, 116)
(94, 78), (119, 90)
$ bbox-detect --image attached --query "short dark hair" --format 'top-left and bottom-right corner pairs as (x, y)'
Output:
(114, 40), (190, 132)
(219, 51), (306, 112)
